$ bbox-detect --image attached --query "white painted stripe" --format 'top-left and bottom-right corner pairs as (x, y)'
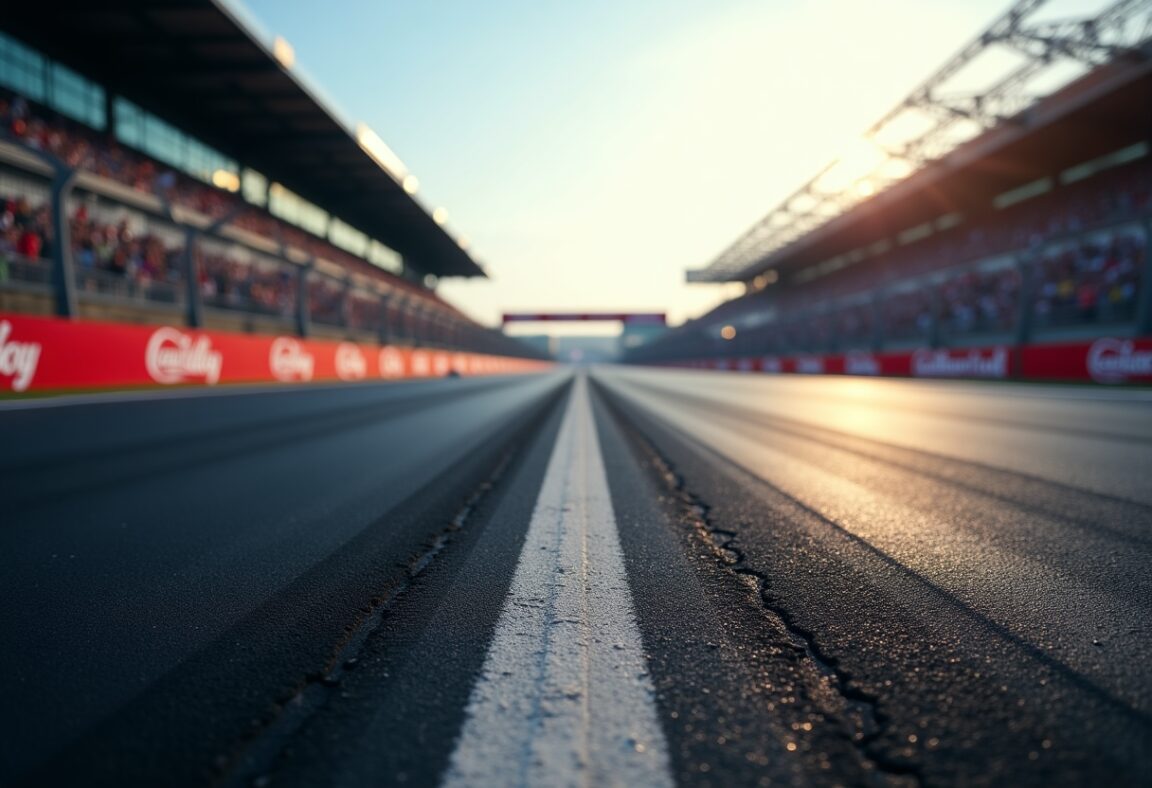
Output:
(442, 374), (672, 788)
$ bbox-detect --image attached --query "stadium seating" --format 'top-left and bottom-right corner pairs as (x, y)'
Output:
(632, 156), (1149, 362)
(0, 89), (541, 359)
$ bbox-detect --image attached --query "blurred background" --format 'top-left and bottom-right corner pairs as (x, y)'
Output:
(0, 0), (1149, 381)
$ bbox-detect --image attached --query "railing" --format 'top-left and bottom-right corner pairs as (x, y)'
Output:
(0, 162), (547, 359)
(203, 291), (295, 320)
(0, 252), (547, 364)
(0, 254), (51, 289)
(74, 268), (184, 306)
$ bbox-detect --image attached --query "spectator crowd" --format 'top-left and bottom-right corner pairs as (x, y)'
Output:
(0, 89), (515, 351)
(633, 161), (1149, 361)
(2, 84), (1147, 360)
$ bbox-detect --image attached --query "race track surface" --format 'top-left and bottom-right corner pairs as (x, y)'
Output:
(2, 367), (1150, 786)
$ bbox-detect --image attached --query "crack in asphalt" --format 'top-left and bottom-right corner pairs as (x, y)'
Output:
(631, 425), (925, 786)
(212, 450), (517, 788)
(607, 379), (1152, 732)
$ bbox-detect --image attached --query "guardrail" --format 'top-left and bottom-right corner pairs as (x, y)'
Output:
(75, 268), (185, 305)
(0, 254), (51, 289)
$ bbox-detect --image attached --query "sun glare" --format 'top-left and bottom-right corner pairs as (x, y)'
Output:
(819, 137), (888, 193)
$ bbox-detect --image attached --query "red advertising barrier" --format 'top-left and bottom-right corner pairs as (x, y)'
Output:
(660, 338), (1152, 384)
(1019, 337), (1152, 383)
(0, 313), (551, 393)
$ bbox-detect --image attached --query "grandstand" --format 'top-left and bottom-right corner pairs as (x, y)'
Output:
(627, 0), (1152, 379)
(0, 1), (545, 361)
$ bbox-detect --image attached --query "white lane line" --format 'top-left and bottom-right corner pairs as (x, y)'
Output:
(442, 374), (672, 788)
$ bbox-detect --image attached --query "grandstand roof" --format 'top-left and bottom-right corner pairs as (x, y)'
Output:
(753, 56), (1152, 284)
(1, 0), (484, 279)
(690, 0), (1152, 285)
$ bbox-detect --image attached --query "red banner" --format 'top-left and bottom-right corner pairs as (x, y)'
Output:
(0, 313), (551, 393)
(658, 338), (1152, 384)
(1019, 337), (1152, 383)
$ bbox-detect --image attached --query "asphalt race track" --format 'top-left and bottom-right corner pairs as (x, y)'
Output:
(2, 368), (1151, 786)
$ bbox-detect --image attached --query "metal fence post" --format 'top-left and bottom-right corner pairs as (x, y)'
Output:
(928, 280), (943, 349)
(181, 227), (203, 328)
(378, 291), (392, 344)
(1014, 253), (1036, 346)
(340, 274), (353, 330)
(49, 167), (78, 317)
(871, 291), (884, 352)
(1136, 217), (1152, 336)
(296, 260), (312, 338)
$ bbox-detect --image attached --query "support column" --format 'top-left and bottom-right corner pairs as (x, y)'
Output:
(49, 167), (79, 318)
(377, 292), (392, 344)
(871, 291), (884, 352)
(410, 305), (424, 346)
(400, 299), (415, 342)
(1014, 254), (1036, 346)
(181, 227), (203, 328)
(1135, 217), (1152, 336)
(167, 198), (243, 329)
(296, 260), (312, 338)
(340, 274), (353, 330)
(928, 281), (943, 349)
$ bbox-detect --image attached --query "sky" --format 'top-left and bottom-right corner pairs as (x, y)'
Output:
(241, 0), (1055, 333)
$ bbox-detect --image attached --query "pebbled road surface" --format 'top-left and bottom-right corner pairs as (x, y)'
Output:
(2, 367), (1150, 786)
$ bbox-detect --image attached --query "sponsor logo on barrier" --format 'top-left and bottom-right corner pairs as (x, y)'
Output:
(146, 327), (222, 385)
(0, 320), (41, 392)
(433, 353), (451, 376)
(912, 348), (1007, 378)
(845, 354), (880, 376)
(411, 350), (431, 376)
(269, 337), (315, 382)
(736, 358), (754, 372)
(335, 343), (368, 381)
(378, 347), (405, 378)
(796, 356), (824, 374)
(1087, 338), (1152, 383)
(761, 357), (782, 373)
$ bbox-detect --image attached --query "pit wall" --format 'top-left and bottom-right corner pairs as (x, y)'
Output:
(0, 313), (551, 394)
(643, 338), (1152, 385)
